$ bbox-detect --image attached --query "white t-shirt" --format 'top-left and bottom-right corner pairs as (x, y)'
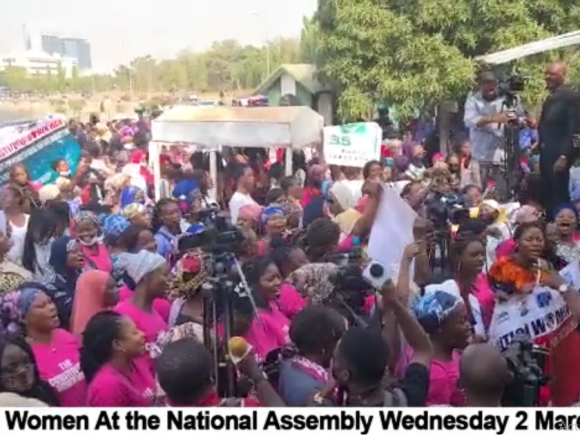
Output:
(6, 215), (30, 265)
(229, 191), (258, 224)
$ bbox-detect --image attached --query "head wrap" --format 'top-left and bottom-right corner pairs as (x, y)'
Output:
(49, 236), (78, 277)
(330, 181), (355, 210)
(260, 206), (285, 225)
(168, 251), (207, 299)
(120, 186), (145, 209)
(123, 203), (147, 220)
(172, 179), (199, 201)
(481, 199), (500, 212)
(412, 290), (462, 334)
(0, 286), (43, 333)
(287, 263), (338, 305)
(120, 250), (166, 285)
(238, 204), (263, 225)
(102, 214), (130, 239)
(74, 210), (99, 228)
(155, 322), (201, 352)
(514, 205), (539, 225)
(553, 203), (579, 221)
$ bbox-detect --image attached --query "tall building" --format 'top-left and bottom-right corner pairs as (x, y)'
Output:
(40, 34), (92, 70)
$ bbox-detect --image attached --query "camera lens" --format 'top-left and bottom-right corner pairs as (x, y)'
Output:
(369, 263), (384, 278)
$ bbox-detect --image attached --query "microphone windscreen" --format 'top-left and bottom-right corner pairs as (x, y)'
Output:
(228, 336), (250, 361)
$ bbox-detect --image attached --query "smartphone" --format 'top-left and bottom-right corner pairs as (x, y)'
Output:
(362, 260), (394, 290)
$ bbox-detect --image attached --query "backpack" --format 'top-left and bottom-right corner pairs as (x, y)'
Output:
(383, 388), (408, 407)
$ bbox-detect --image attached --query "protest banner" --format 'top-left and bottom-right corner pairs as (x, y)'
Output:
(0, 115), (81, 185)
(323, 122), (382, 168)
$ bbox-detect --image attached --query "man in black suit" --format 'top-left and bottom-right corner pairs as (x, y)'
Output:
(538, 62), (580, 217)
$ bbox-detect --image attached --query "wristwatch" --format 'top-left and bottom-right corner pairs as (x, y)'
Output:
(558, 284), (569, 294)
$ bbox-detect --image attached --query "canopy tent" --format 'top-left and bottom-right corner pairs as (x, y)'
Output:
(151, 105), (323, 149)
(476, 30), (580, 65)
(150, 105), (324, 200)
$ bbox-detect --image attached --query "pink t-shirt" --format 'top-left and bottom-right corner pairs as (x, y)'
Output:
(472, 273), (496, 330)
(278, 283), (306, 319)
(427, 352), (464, 406)
(80, 243), (112, 273)
(119, 286), (171, 323)
(244, 302), (291, 361)
(114, 299), (168, 366)
(31, 328), (86, 406)
(86, 357), (156, 406)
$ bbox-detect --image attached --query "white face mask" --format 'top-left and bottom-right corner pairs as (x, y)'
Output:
(59, 170), (71, 177)
(78, 236), (99, 246)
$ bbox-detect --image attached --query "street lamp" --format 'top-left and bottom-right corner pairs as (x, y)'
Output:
(250, 11), (270, 77)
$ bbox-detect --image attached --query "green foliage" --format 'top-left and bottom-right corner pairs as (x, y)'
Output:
(0, 38), (302, 95)
(315, 0), (580, 118)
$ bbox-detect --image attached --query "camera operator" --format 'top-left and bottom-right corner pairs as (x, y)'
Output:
(459, 343), (511, 407)
(312, 280), (432, 407)
(464, 71), (529, 188)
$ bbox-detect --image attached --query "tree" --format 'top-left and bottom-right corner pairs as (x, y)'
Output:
(0, 66), (29, 92)
(315, 0), (580, 119)
(0, 38), (306, 95)
(299, 16), (320, 64)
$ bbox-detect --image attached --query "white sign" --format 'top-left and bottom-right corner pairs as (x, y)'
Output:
(487, 286), (572, 352)
(323, 122), (382, 168)
(368, 185), (417, 277)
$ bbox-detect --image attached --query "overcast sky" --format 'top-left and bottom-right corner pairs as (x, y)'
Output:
(0, 0), (317, 72)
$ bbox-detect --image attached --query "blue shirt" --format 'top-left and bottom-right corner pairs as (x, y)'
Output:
(519, 127), (538, 150)
(278, 360), (325, 406)
(154, 226), (176, 259)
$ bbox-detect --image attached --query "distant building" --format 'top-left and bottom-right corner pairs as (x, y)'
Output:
(40, 34), (92, 70)
(0, 50), (78, 78)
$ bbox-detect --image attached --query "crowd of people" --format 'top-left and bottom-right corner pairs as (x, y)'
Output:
(0, 78), (580, 409)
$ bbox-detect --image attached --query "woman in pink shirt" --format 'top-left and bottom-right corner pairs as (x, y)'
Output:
(73, 212), (112, 273)
(0, 333), (59, 405)
(114, 250), (169, 369)
(236, 256), (291, 361)
(411, 290), (472, 406)
(0, 286), (87, 406)
(81, 311), (156, 406)
(270, 240), (308, 319)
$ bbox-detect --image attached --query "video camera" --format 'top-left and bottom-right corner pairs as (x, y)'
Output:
(425, 193), (469, 229)
(498, 73), (526, 109)
(501, 336), (550, 407)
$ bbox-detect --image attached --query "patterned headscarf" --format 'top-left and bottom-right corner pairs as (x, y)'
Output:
(412, 290), (462, 334)
(260, 206), (285, 225)
(102, 214), (130, 239)
(168, 251), (207, 299)
(0, 285), (43, 333)
(74, 211), (99, 228)
(0, 274), (26, 298)
(155, 322), (202, 353)
(287, 263), (338, 305)
(123, 203), (147, 220)
(120, 186), (145, 209)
